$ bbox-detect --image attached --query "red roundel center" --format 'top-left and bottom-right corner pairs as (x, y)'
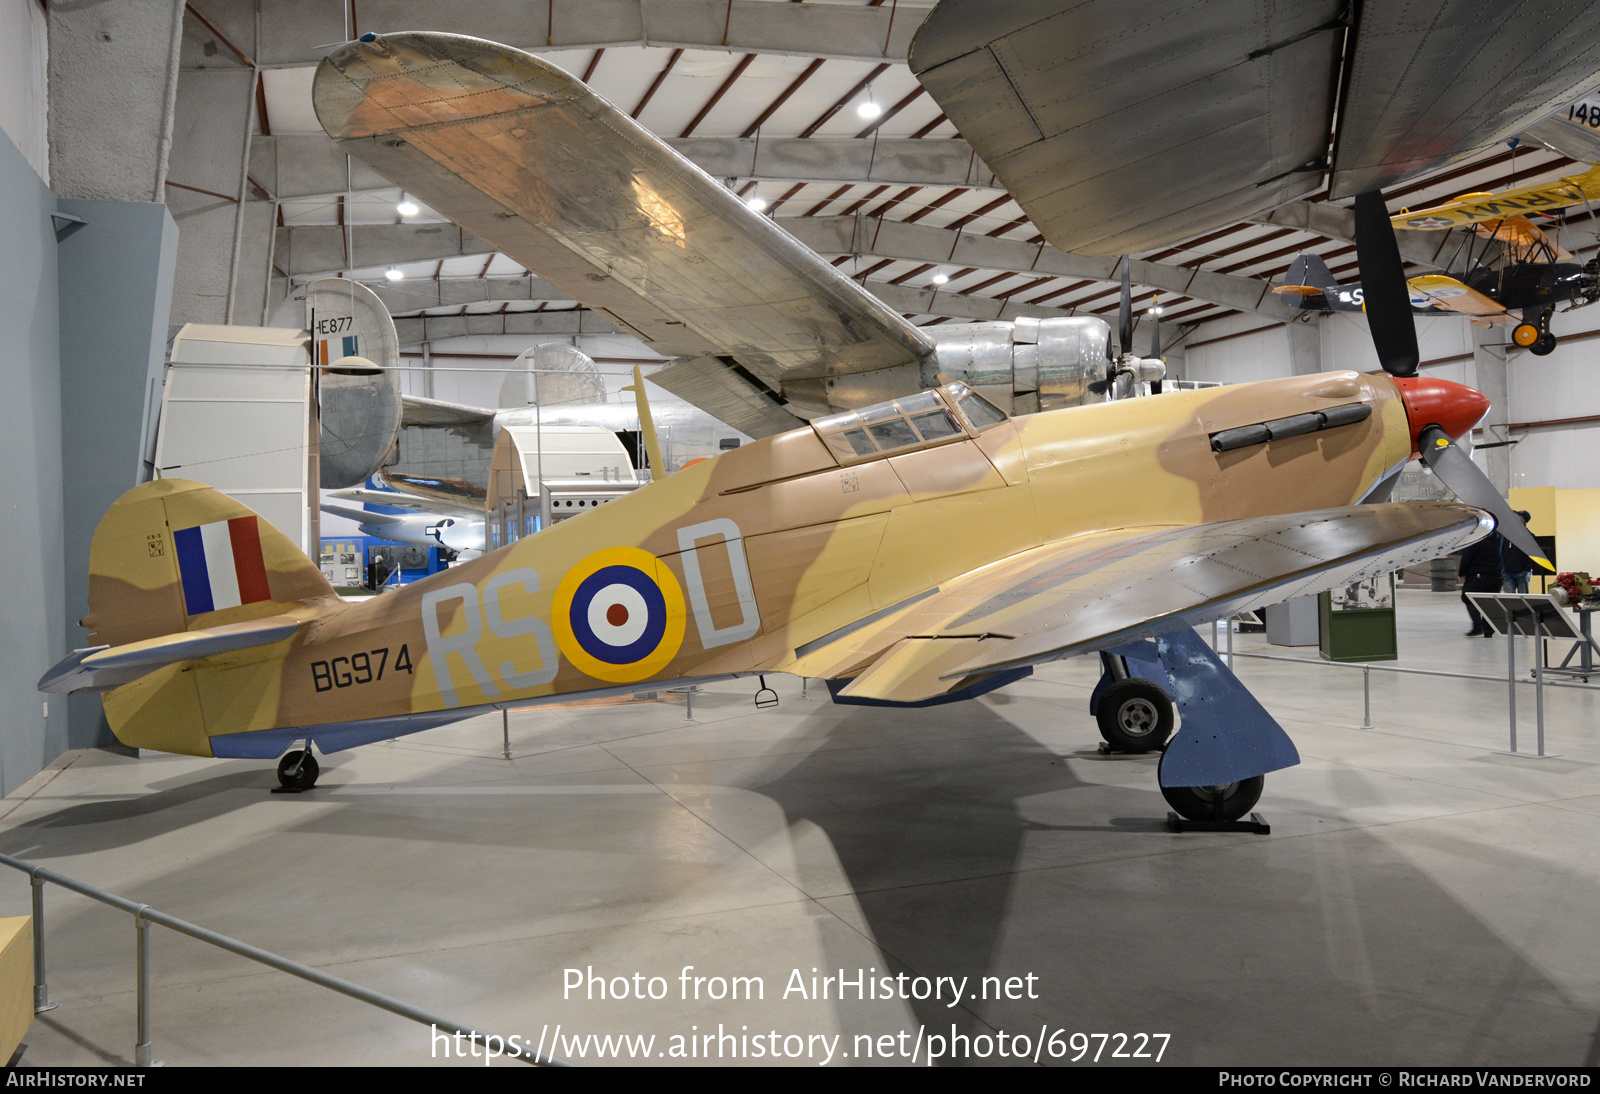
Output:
(606, 603), (630, 627)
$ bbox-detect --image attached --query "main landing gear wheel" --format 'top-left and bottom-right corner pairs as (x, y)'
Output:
(1512, 322), (1540, 349)
(276, 749), (319, 791)
(1159, 773), (1264, 822)
(1096, 678), (1175, 753)
(1531, 332), (1557, 356)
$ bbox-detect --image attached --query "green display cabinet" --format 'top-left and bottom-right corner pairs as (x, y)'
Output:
(1318, 572), (1398, 662)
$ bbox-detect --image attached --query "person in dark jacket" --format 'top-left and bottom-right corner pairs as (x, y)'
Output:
(1501, 511), (1536, 593)
(1460, 531), (1504, 636)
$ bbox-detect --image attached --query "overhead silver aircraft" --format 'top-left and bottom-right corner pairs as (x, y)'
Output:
(311, 33), (1165, 441)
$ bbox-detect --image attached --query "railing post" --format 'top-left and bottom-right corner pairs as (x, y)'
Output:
(135, 909), (152, 1067)
(30, 873), (56, 1013)
(1507, 624), (1518, 754)
(502, 708), (511, 761)
(1361, 665), (1373, 729)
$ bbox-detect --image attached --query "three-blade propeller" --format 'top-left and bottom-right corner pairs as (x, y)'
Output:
(1355, 190), (1551, 571)
(1093, 259), (1162, 397)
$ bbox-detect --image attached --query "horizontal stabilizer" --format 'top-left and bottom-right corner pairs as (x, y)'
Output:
(39, 616), (302, 694)
(400, 395), (498, 428)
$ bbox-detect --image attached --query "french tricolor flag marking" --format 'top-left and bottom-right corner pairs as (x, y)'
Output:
(173, 517), (272, 615)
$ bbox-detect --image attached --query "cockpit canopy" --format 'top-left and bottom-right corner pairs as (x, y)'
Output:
(811, 382), (1008, 465)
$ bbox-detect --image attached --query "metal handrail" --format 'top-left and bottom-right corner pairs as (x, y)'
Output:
(0, 851), (567, 1068)
(1224, 643), (1599, 752)
(1228, 649), (1600, 691)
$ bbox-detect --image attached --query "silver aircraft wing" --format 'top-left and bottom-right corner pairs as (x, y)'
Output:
(314, 33), (936, 437)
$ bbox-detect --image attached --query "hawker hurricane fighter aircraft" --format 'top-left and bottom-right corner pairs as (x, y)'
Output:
(36, 36), (1549, 825)
(1277, 167), (1600, 355)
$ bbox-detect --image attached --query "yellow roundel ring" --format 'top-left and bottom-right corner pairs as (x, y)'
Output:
(551, 546), (686, 683)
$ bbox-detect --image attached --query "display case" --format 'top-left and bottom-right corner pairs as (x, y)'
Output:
(1318, 572), (1398, 662)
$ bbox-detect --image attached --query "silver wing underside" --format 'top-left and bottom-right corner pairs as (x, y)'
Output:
(314, 33), (936, 437)
(909, 0), (1344, 256)
(911, 0), (1600, 253)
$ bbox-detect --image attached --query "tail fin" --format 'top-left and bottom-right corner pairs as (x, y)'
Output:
(1282, 253), (1340, 290)
(85, 478), (335, 648)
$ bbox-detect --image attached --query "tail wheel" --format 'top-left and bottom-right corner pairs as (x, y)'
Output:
(1096, 678), (1175, 753)
(277, 749), (319, 791)
(1531, 332), (1557, 356)
(1511, 323), (1540, 348)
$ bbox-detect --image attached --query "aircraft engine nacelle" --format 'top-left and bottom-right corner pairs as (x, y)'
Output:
(929, 315), (1113, 414)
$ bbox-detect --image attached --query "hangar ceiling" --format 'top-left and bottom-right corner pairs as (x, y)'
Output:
(165, 0), (1592, 358)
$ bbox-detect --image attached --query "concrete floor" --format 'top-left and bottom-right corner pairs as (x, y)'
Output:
(1, 588), (1597, 1067)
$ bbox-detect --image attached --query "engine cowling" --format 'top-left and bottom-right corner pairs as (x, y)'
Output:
(930, 315), (1115, 414)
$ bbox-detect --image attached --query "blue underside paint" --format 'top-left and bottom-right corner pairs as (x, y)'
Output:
(209, 708), (480, 758)
(826, 666), (1033, 708)
(1103, 628), (1300, 787)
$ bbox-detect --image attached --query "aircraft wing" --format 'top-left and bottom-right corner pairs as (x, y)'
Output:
(38, 616), (304, 694)
(314, 33), (936, 438)
(1393, 166), (1600, 231)
(1406, 275), (1511, 317)
(1473, 216), (1573, 263)
(791, 502), (1488, 705)
(326, 487), (483, 522)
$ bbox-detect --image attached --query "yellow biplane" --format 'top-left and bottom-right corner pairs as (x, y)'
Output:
(1279, 166), (1600, 354)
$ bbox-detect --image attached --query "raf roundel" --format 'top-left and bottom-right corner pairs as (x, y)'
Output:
(552, 546), (686, 683)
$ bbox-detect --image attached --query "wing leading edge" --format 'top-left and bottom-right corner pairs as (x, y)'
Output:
(314, 33), (936, 437)
(788, 503), (1491, 704)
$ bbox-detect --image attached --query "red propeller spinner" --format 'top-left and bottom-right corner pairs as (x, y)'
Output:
(1390, 376), (1490, 458)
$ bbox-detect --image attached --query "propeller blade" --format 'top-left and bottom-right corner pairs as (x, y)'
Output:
(1104, 327), (1113, 363)
(1150, 308), (1163, 394)
(1353, 190), (1419, 377)
(1119, 259), (1133, 355)
(1419, 425), (1551, 570)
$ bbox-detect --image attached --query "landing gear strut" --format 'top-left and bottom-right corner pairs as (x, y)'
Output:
(275, 747), (319, 792)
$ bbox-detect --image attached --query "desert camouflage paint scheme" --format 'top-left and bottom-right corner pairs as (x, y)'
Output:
(57, 371), (1491, 762)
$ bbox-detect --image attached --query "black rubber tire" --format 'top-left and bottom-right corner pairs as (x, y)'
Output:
(276, 749), (319, 790)
(1160, 775), (1264, 822)
(1095, 678), (1175, 753)
(1531, 332), (1557, 356)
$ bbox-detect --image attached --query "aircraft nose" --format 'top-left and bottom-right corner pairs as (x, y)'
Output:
(1390, 376), (1491, 455)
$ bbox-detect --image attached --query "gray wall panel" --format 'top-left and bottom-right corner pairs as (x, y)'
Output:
(56, 199), (179, 750)
(0, 129), (66, 793)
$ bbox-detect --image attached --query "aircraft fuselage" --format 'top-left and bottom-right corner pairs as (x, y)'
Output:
(105, 373), (1419, 757)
